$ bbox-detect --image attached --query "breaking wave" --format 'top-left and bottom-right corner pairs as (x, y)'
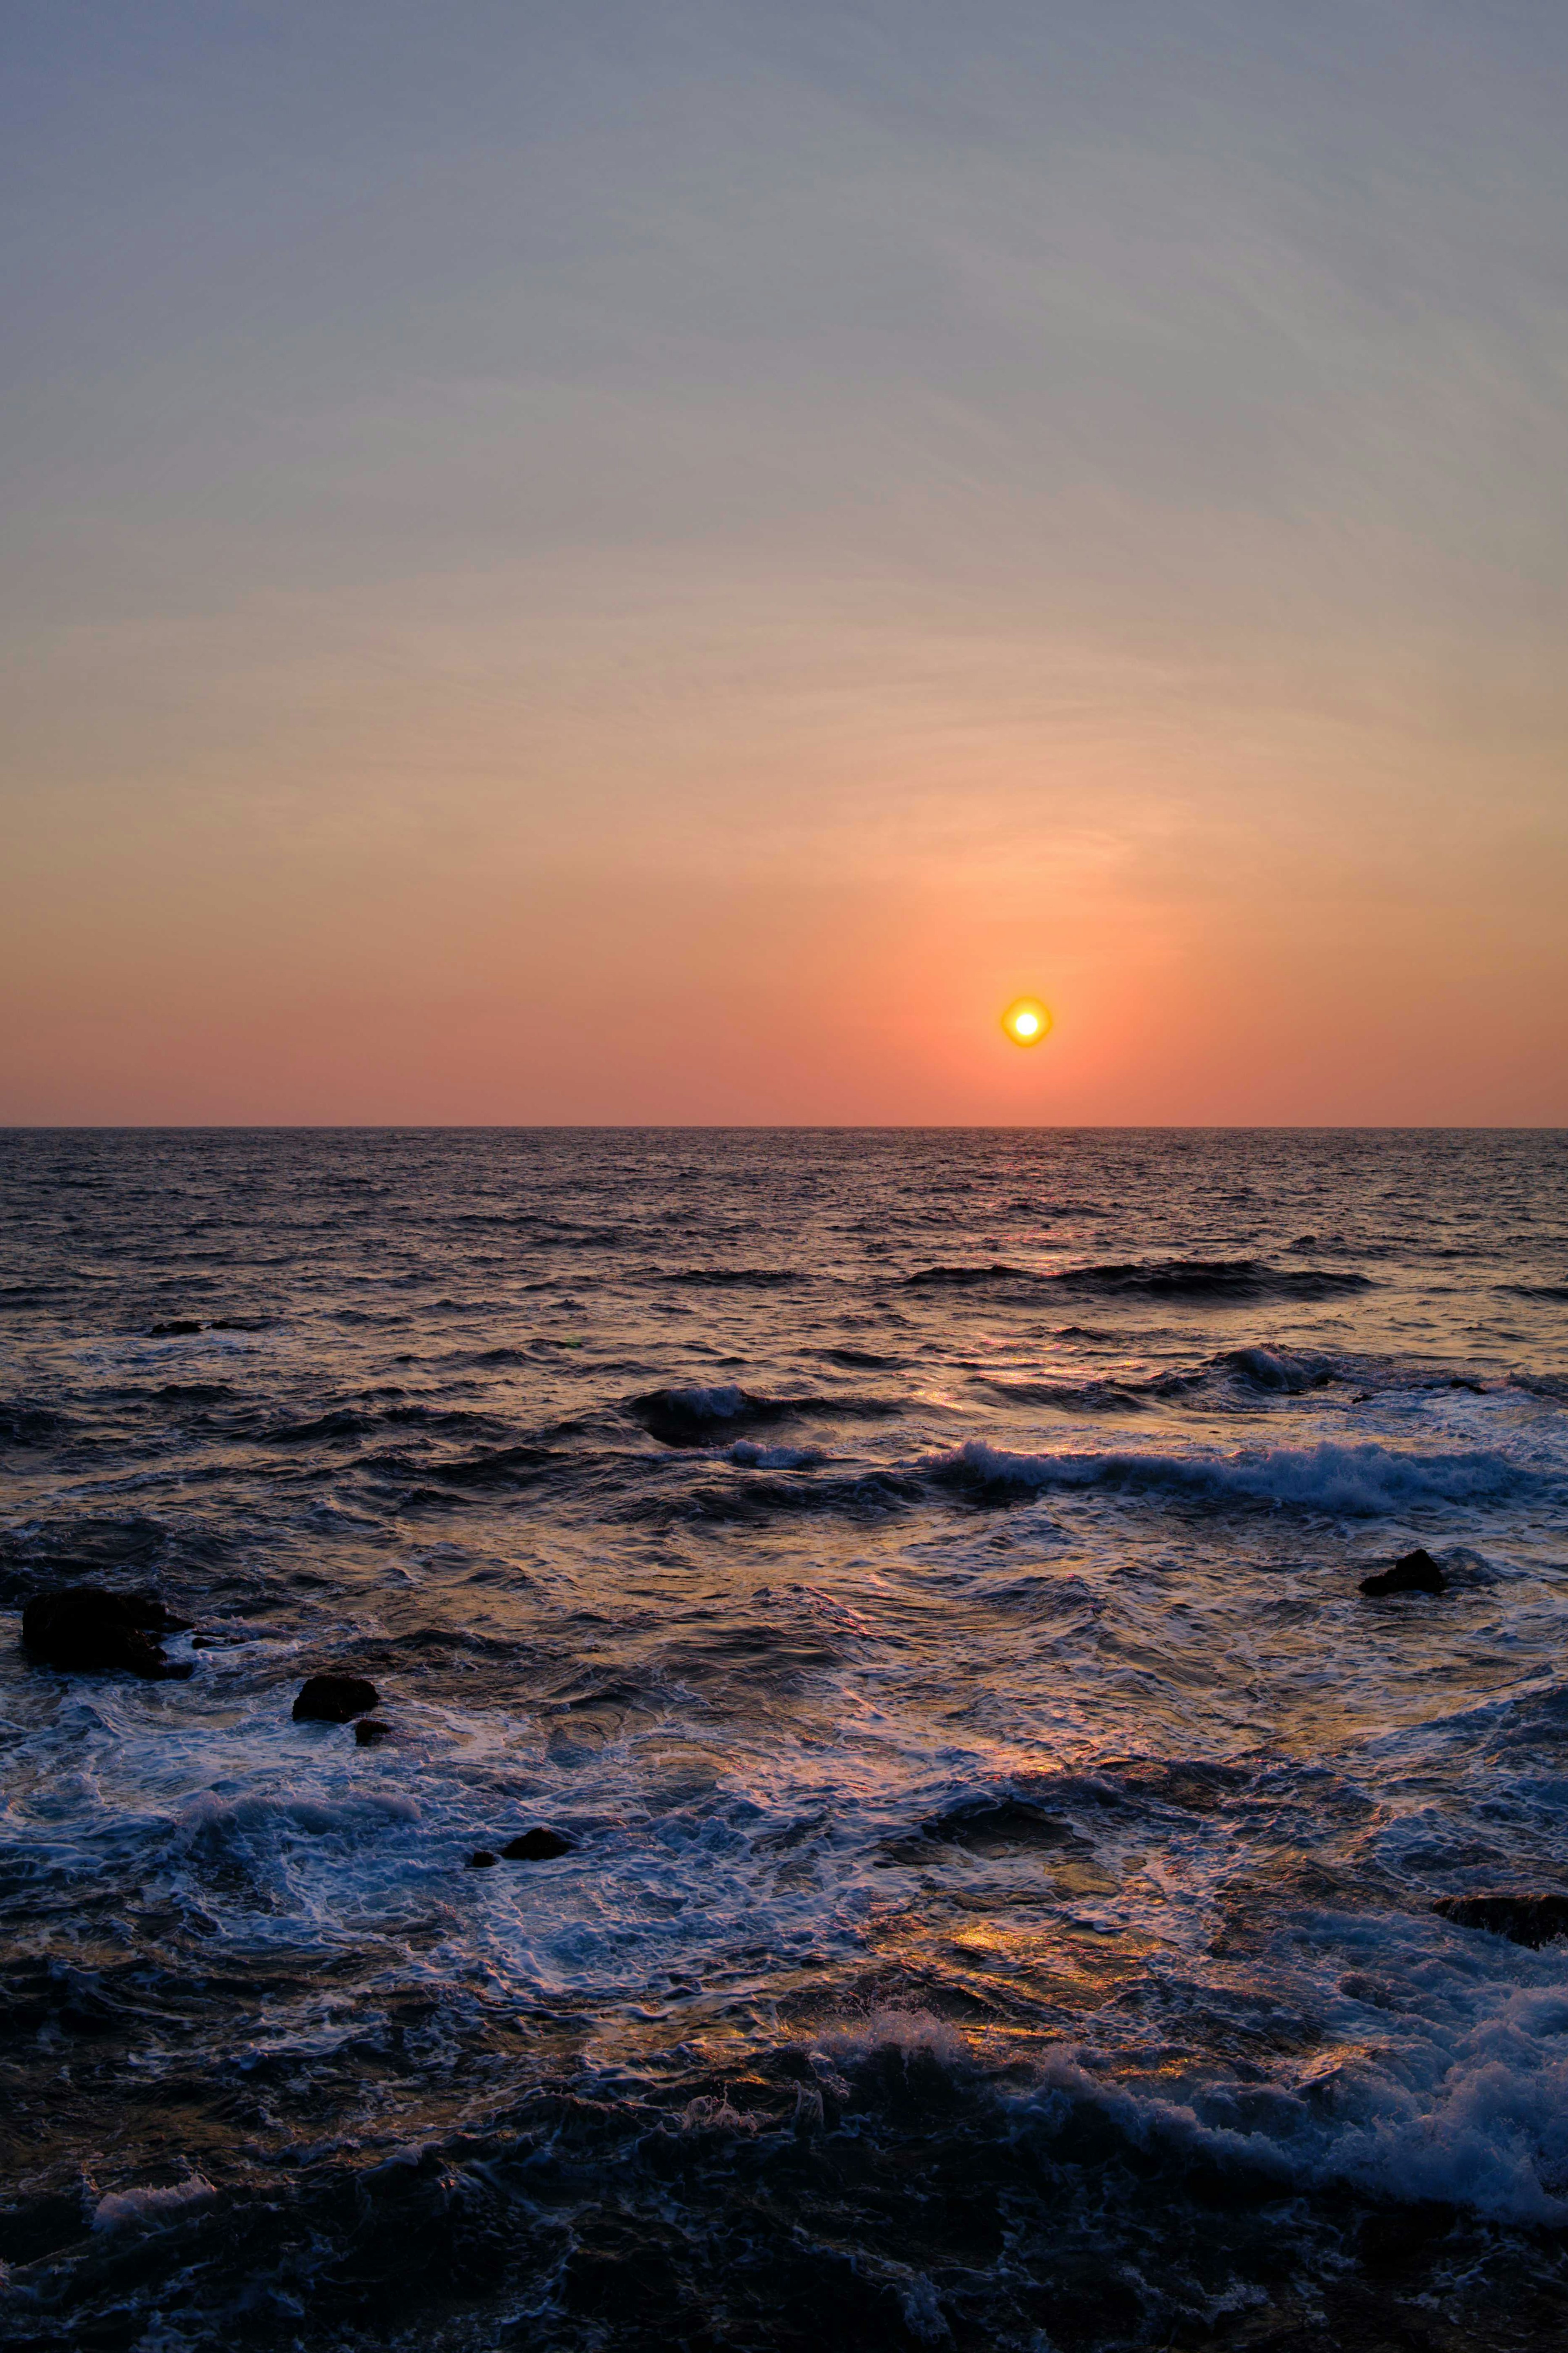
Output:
(929, 1436), (1531, 1512)
(1016, 2026), (1568, 2227)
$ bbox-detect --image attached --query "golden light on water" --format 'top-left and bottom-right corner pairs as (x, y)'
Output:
(1002, 998), (1052, 1047)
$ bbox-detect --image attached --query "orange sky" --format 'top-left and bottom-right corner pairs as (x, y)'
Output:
(4, 3), (1566, 1124)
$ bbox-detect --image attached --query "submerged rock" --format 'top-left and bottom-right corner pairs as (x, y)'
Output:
(21, 1587), (194, 1679)
(354, 1719), (393, 1746)
(920, 1795), (1083, 1851)
(1360, 1548), (1445, 1597)
(1433, 1893), (1568, 1947)
(292, 1673), (379, 1723)
(467, 1850), (499, 1869)
(500, 1828), (574, 1860)
(148, 1318), (204, 1337)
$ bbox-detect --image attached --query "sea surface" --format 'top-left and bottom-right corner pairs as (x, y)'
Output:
(2, 1127), (1568, 2352)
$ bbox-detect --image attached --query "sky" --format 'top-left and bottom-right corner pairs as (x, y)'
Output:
(3, 0), (1566, 1125)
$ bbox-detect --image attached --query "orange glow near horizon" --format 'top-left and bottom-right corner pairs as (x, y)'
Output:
(1002, 999), (1052, 1048)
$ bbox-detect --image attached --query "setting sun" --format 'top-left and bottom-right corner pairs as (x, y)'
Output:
(1002, 998), (1053, 1047)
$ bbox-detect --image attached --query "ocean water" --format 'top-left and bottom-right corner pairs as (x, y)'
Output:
(2, 1126), (1567, 2352)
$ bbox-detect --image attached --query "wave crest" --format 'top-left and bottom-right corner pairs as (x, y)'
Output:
(905, 1258), (1372, 1301)
(928, 1437), (1526, 1513)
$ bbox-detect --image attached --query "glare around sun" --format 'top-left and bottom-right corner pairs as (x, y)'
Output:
(1002, 998), (1052, 1047)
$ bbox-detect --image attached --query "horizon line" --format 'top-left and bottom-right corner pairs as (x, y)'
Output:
(3, 1122), (1564, 1137)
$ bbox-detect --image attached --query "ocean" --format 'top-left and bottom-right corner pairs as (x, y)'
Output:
(2, 1126), (1567, 2351)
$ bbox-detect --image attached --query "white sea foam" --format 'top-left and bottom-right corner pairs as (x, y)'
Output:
(823, 2006), (969, 2067)
(664, 1384), (748, 1419)
(1014, 1968), (1568, 2226)
(94, 2176), (216, 2231)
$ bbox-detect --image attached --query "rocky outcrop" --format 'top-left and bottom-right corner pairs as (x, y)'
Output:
(292, 1673), (379, 1722)
(21, 1587), (194, 1679)
(1433, 1893), (1568, 1947)
(500, 1829), (573, 1860)
(1360, 1548), (1445, 1596)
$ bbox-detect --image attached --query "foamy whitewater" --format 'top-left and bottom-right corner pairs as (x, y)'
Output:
(2, 1128), (1566, 2350)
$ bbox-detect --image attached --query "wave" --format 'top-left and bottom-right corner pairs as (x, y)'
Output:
(1016, 2034), (1568, 2228)
(260, 1403), (512, 1445)
(927, 1436), (1530, 1513)
(637, 1424), (1529, 1526)
(0, 1400), (76, 1445)
(363, 1442), (562, 1489)
(628, 1385), (903, 1448)
(28, 2014), (1568, 2350)
(637, 1468), (924, 1523)
(726, 1441), (828, 1469)
(981, 1345), (1346, 1420)
(1053, 1258), (1373, 1302)
(980, 1375), (1174, 1412)
(905, 1261), (1040, 1288)
(1498, 1283), (1568, 1303)
(905, 1258), (1372, 1301)
(94, 2175), (216, 2232)
(261, 1408), (378, 1445)
(984, 1346), (1338, 1414)
(629, 1385), (791, 1446)
(1216, 1345), (1338, 1392)
(659, 1268), (804, 1289)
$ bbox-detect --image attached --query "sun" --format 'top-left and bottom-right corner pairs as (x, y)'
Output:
(1002, 997), (1052, 1048)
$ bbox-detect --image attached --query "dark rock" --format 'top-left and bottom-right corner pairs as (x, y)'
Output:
(920, 1797), (1081, 1851)
(149, 1319), (203, 1337)
(1360, 1548), (1445, 1596)
(292, 1673), (379, 1723)
(354, 1719), (393, 1746)
(1433, 1893), (1568, 1948)
(500, 1828), (574, 1861)
(467, 1850), (499, 1869)
(21, 1587), (194, 1679)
